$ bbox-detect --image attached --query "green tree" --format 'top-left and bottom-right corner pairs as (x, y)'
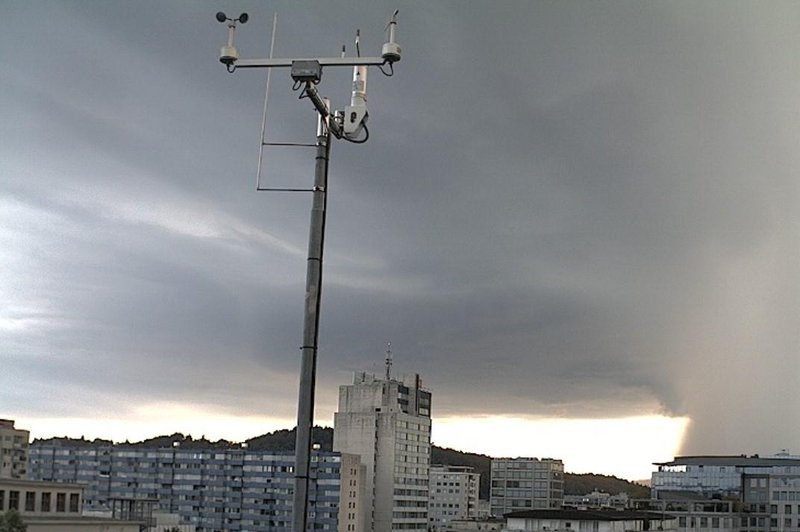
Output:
(0, 509), (28, 532)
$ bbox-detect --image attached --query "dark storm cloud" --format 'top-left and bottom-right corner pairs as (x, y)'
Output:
(3, 1), (800, 455)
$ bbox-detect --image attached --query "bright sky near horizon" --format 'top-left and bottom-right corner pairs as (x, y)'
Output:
(15, 410), (687, 481)
(4, 1), (800, 481)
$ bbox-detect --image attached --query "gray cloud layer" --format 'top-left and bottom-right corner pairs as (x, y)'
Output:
(3, 1), (800, 455)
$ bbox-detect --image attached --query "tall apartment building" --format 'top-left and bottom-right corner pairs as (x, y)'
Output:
(428, 464), (480, 531)
(489, 457), (564, 516)
(333, 371), (432, 532)
(0, 419), (30, 479)
(29, 440), (364, 532)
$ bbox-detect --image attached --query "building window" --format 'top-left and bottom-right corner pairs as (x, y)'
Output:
(25, 491), (35, 512)
(69, 493), (79, 513)
(9, 491), (19, 510)
(56, 493), (66, 512)
(41, 492), (51, 512)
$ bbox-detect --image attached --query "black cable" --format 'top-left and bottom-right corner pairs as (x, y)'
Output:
(292, 79), (303, 92)
(298, 83), (309, 100)
(343, 124), (369, 144)
(378, 62), (394, 77)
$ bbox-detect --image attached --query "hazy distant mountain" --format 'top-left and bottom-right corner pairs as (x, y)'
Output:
(34, 427), (649, 499)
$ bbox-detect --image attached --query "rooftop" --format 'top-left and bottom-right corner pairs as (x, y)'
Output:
(0, 478), (84, 490)
(655, 456), (800, 467)
(506, 509), (676, 522)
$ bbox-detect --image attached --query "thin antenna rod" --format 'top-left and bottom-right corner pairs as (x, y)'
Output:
(385, 342), (392, 381)
(256, 13), (278, 190)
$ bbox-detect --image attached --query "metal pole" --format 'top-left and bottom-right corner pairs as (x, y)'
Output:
(292, 105), (331, 532)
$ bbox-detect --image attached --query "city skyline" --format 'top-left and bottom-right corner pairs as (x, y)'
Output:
(4, 1), (800, 484)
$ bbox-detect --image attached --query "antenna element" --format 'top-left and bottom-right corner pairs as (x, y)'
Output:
(385, 343), (393, 381)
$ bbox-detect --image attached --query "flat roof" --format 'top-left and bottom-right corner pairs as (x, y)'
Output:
(0, 478), (84, 490)
(506, 510), (676, 521)
(654, 456), (800, 467)
(23, 516), (143, 525)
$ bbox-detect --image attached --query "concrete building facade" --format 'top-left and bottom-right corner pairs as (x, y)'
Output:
(29, 441), (364, 532)
(333, 371), (432, 532)
(632, 498), (738, 532)
(429, 465), (480, 530)
(0, 419), (30, 479)
(490, 458), (564, 517)
(0, 477), (141, 532)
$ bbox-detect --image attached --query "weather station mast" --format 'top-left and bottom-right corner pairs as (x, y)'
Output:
(215, 10), (402, 532)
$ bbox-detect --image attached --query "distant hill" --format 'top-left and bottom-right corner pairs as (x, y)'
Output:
(124, 433), (234, 449)
(564, 473), (650, 499)
(245, 427), (333, 452)
(431, 446), (492, 499)
(34, 427), (649, 499)
(429, 448), (649, 500)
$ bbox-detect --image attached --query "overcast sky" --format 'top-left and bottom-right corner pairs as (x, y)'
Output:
(3, 1), (800, 477)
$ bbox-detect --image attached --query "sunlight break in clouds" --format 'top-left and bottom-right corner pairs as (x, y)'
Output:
(19, 404), (295, 444)
(432, 415), (690, 481)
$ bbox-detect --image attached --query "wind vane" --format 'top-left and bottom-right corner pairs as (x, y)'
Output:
(215, 11), (402, 532)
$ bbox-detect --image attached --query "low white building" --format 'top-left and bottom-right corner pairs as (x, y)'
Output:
(0, 419), (29, 479)
(0, 478), (140, 532)
(631, 498), (737, 532)
(563, 491), (629, 510)
(429, 465), (481, 530)
(503, 509), (676, 532)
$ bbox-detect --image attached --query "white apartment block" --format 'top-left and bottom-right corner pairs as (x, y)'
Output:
(334, 371), (432, 532)
(0, 419), (30, 479)
(429, 465), (480, 530)
(490, 458), (564, 517)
